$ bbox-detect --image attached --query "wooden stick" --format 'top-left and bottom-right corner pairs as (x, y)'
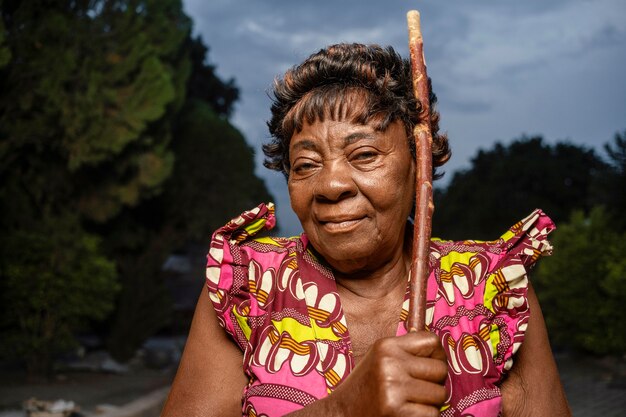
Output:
(407, 10), (434, 332)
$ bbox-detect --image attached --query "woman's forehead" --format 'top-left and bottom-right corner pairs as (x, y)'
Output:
(284, 87), (389, 136)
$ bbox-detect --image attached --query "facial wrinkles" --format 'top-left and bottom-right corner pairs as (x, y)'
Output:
(290, 124), (393, 179)
(288, 119), (415, 274)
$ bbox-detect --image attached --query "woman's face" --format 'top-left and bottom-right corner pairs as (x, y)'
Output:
(288, 117), (415, 274)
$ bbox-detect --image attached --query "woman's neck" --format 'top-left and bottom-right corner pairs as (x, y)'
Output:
(334, 244), (410, 300)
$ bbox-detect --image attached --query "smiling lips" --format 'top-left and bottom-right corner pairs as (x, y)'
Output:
(318, 216), (366, 232)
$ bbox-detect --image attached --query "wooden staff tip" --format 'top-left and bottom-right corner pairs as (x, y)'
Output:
(407, 10), (421, 34)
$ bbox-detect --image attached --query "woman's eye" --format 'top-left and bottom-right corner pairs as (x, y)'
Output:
(292, 161), (317, 175)
(352, 151), (378, 161)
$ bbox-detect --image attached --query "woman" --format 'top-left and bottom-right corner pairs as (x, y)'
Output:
(162, 44), (570, 417)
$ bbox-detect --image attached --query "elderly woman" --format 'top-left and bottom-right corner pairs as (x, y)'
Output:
(162, 44), (570, 417)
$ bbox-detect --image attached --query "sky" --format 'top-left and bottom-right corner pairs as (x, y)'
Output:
(182, 0), (626, 236)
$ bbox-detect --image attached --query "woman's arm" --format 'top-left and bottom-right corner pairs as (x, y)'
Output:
(500, 283), (571, 417)
(161, 288), (248, 417)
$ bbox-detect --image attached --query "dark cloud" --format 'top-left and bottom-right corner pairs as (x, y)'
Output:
(585, 24), (626, 49)
(443, 99), (492, 114)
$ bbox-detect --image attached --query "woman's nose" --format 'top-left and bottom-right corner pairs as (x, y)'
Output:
(313, 161), (357, 202)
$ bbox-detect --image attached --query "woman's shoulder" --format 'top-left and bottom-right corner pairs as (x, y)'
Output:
(205, 203), (303, 346)
(209, 202), (296, 245)
(426, 209), (556, 388)
(430, 208), (555, 269)
(207, 202), (299, 262)
(206, 202), (302, 291)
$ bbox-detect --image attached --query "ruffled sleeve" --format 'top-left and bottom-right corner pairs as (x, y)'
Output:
(484, 209), (555, 373)
(205, 202), (276, 349)
(430, 209), (555, 416)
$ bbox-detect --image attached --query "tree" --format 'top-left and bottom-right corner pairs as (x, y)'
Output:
(0, 216), (118, 376)
(186, 36), (239, 118)
(594, 131), (626, 230)
(166, 99), (273, 236)
(0, 0), (190, 227)
(103, 98), (274, 360)
(0, 0), (191, 370)
(0, 14), (10, 69)
(534, 207), (626, 355)
(101, 31), (272, 360)
(604, 131), (626, 174)
(433, 136), (607, 240)
(1, 0), (273, 370)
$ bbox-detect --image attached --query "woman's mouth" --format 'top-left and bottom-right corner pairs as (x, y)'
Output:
(319, 217), (366, 232)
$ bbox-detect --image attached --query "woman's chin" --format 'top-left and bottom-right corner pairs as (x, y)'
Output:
(315, 240), (381, 275)
(304, 220), (401, 274)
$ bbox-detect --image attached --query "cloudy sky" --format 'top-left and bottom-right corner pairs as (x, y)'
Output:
(182, 0), (626, 236)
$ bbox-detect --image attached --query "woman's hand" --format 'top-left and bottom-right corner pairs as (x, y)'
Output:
(289, 331), (448, 417)
(337, 331), (448, 417)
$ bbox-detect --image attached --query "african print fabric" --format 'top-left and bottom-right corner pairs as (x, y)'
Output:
(205, 202), (555, 417)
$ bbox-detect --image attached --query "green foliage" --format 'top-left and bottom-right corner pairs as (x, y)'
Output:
(433, 136), (607, 240)
(0, 0), (190, 369)
(0, 216), (118, 376)
(603, 131), (626, 173)
(534, 207), (626, 355)
(102, 213), (175, 361)
(97, 22), (272, 361)
(0, 14), (10, 69)
(594, 131), (626, 230)
(166, 99), (273, 237)
(185, 36), (239, 117)
(0, 0), (273, 371)
(103, 99), (274, 361)
(0, 0), (191, 223)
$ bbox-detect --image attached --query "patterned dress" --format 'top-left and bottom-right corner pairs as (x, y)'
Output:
(206, 202), (555, 417)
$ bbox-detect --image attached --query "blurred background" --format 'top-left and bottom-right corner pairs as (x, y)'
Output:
(0, 0), (625, 416)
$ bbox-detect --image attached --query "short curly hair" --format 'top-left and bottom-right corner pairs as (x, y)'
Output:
(263, 43), (451, 179)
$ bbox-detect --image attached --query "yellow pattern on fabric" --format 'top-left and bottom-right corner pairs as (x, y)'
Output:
(270, 317), (341, 342)
(325, 369), (340, 386)
(483, 272), (506, 360)
(500, 230), (515, 242)
(206, 204), (554, 417)
(232, 306), (252, 340)
(484, 273), (499, 313)
(440, 251), (475, 270)
(489, 323), (500, 359)
(253, 236), (287, 247)
(244, 218), (268, 236)
(309, 319), (342, 342)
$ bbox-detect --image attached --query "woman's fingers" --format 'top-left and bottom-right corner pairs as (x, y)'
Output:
(395, 331), (447, 361)
(398, 403), (443, 417)
(402, 378), (448, 406)
(364, 333), (449, 408)
(371, 332), (448, 383)
(375, 350), (447, 406)
(401, 355), (448, 384)
(369, 331), (442, 359)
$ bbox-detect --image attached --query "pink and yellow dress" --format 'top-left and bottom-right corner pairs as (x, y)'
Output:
(205, 202), (555, 417)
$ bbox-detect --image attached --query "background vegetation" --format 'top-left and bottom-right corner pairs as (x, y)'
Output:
(0, 0), (271, 376)
(0, 0), (624, 378)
